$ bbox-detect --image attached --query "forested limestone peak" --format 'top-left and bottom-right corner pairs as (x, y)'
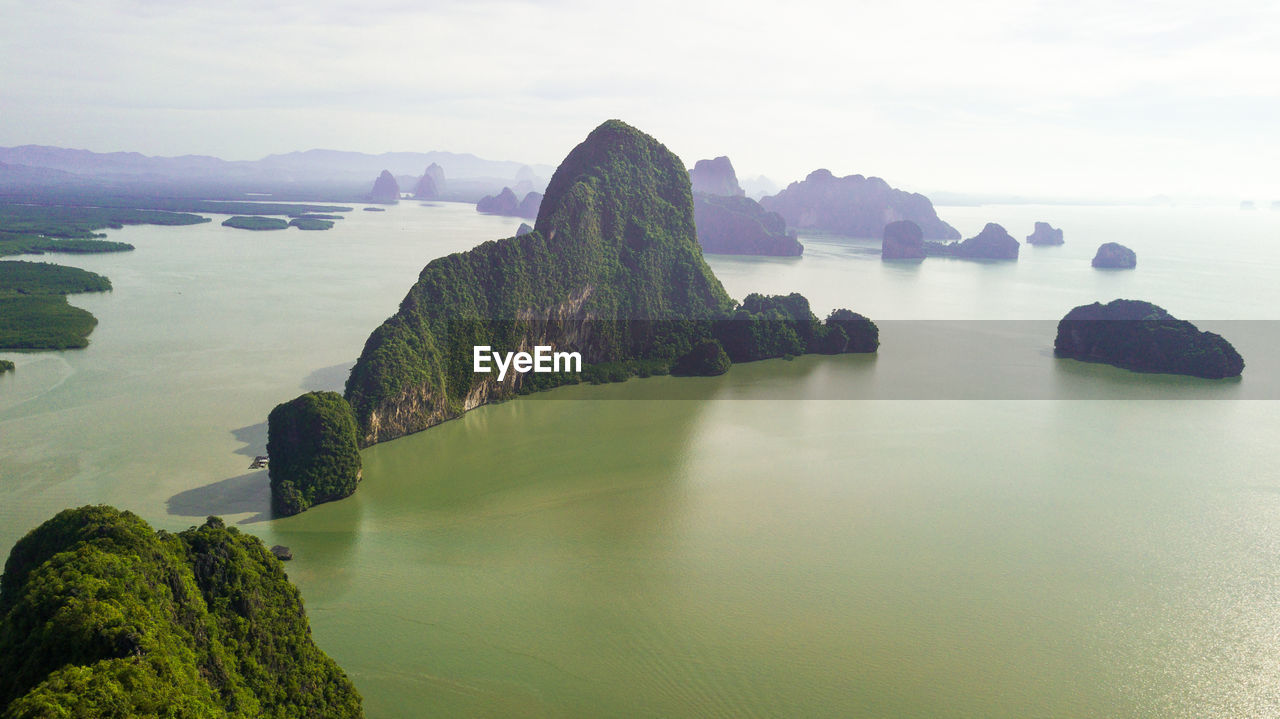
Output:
(0, 506), (363, 717)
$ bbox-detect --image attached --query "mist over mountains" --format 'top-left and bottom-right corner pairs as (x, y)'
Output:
(0, 145), (556, 203)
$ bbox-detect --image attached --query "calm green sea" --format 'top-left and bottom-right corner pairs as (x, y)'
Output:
(3, 202), (1279, 717)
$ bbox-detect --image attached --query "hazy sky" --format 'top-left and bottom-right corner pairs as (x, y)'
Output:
(2, 0), (1276, 199)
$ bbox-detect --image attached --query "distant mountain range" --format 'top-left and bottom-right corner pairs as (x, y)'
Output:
(0, 145), (556, 203)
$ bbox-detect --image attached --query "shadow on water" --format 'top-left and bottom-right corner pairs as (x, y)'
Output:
(230, 422), (267, 458)
(166, 471), (273, 524)
(301, 361), (354, 393)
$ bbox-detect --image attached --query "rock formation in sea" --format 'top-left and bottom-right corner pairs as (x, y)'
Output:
(515, 222), (533, 236)
(475, 187), (518, 215)
(693, 193), (803, 256)
(412, 167), (439, 199)
(926, 222), (1019, 260)
(267, 391), (362, 516)
(1054, 299), (1244, 378)
(760, 169), (960, 240)
(343, 119), (877, 446)
(476, 188), (541, 219)
(516, 191), (542, 219)
(367, 170), (400, 204)
(1092, 242), (1136, 269)
(1026, 221), (1064, 245)
(689, 156), (745, 197)
(881, 219), (925, 260)
(0, 506), (363, 717)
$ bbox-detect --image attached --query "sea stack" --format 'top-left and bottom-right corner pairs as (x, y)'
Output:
(368, 170), (400, 204)
(516, 191), (542, 219)
(412, 168), (439, 199)
(882, 220), (925, 259)
(476, 187), (519, 215)
(1092, 242), (1136, 269)
(343, 119), (875, 446)
(1026, 222), (1064, 245)
(267, 391), (362, 516)
(1054, 299), (1243, 378)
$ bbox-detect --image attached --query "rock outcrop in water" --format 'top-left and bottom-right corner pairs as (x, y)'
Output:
(367, 170), (399, 204)
(693, 193), (803, 256)
(412, 167), (439, 199)
(1054, 299), (1244, 378)
(688, 156), (798, 255)
(267, 391), (362, 516)
(760, 169), (959, 240)
(476, 187), (518, 215)
(516, 191), (542, 219)
(515, 222), (533, 236)
(1026, 222), (1064, 245)
(426, 162), (446, 193)
(0, 506), (363, 717)
(476, 188), (540, 219)
(1092, 242), (1136, 269)
(344, 120), (876, 446)
(689, 156), (745, 197)
(926, 222), (1019, 260)
(881, 219), (925, 260)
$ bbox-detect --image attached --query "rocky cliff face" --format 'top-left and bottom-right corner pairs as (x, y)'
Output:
(368, 169), (399, 204)
(693, 193), (802, 256)
(1054, 299), (1243, 378)
(345, 120), (734, 445)
(689, 156), (744, 197)
(1026, 221), (1064, 245)
(1092, 242), (1136, 268)
(761, 169), (959, 240)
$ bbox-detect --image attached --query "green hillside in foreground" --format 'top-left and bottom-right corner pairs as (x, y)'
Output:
(0, 506), (363, 718)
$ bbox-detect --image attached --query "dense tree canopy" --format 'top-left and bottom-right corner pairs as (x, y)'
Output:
(0, 506), (363, 718)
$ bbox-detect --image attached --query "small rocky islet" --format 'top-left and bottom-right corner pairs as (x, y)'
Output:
(1054, 299), (1243, 379)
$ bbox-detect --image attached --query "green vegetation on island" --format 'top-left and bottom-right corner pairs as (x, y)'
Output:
(267, 392), (363, 517)
(288, 213), (343, 220)
(0, 203), (209, 239)
(1054, 299), (1244, 379)
(0, 202), (202, 257)
(1, 260), (112, 296)
(288, 217), (335, 231)
(0, 359), (13, 373)
(222, 216), (289, 231)
(0, 235), (134, 258)
(0, 506), (363, 717)
(0, 261), (112, 350)
(0, 296), (98, 349)
(344, 120), (877, 447)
